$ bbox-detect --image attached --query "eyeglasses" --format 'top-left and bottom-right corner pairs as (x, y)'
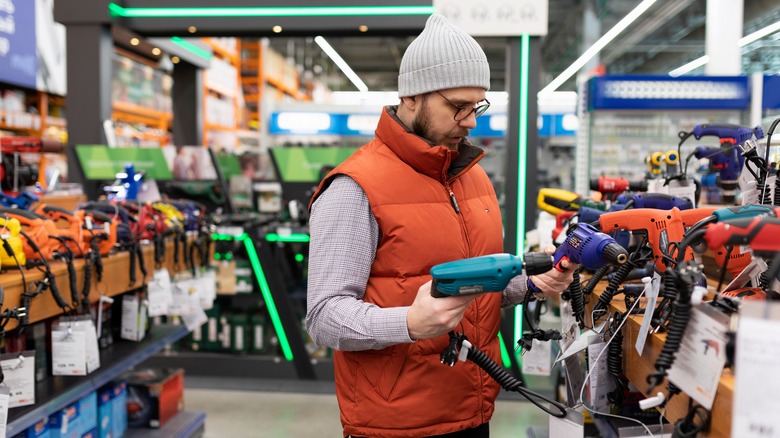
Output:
(435, 91), (490, 121)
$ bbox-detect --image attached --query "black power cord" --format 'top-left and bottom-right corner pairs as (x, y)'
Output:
(441, 331), (569, 418)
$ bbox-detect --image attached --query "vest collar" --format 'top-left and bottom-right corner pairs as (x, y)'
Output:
(376, 106), (484, 183)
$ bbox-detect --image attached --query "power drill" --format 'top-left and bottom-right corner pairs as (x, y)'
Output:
(703, 215), (780, 256)
(613, 193), (692, 210)
(688, 123), (764, 205)
(590, 176), (648, 197)
(430, 253), (553, 297)
(537, 188), (602, 216)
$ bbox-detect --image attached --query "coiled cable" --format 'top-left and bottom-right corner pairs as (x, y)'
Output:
(568, 269), (586, 329)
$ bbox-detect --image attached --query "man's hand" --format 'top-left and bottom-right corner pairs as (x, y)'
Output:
(529, 245), (578, 298)
(406, 280), (477, 340)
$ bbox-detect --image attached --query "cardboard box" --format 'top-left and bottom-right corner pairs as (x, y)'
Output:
(48, 403), (81, 438)
(78, 392), (98, 437)
(22, 416), (49, 438)
(97, 388), (113, 438)
(111, 382), (127, 438)
(125, 368), (184, 428)
(214, 261), (236, 294)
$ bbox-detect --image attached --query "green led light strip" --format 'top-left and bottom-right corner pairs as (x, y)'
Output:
(170, 36), (212, 61)
(265, 233), (310, 243)
(212, 233), (294, 361)
(109, 3), (434, 18)
(514, 33), (531, 348)
(497, 332), (511, 368)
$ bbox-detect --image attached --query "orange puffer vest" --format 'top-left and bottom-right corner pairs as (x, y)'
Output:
(311, 108), (504, 438)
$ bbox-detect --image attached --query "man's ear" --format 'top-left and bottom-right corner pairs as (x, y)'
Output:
(400, 95), (421, 112)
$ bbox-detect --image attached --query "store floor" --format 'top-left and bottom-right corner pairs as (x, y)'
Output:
(185, 377), (550, 437)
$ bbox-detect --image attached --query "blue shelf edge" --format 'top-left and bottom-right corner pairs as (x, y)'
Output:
(7, 324), (190, 437)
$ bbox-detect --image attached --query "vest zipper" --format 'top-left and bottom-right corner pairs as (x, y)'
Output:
(448, 190), (461, 213)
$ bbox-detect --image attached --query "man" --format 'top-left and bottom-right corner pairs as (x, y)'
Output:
(307, 14), (576, 438)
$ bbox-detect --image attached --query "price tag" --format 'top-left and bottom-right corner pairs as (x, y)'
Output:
(741, 181), (759, 206)
(148, 269), (173, 317)
(52, 329), (87, 376)
(170, 278), (196, 315)
(635, 274), (661, 355)
(0, 351), (35, 408)
(586, 340), (616, 411)
(0, 386), (10, 437)
(667, 305), (728, 410)
(121, 294), (142, 341)
(181, 306), (207, 332)
(522, 339), (551, 376)
(199, 270), (217, 310)
(208, 316), (218, 343)
(732, 301), (780, 437)
(723, 256), (767, 292)
(72, 318), (100, 374)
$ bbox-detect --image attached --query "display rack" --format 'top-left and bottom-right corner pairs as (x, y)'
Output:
(585, 284), (732, 438)
(0, 86), (66, 139)
(202, 37), (241, 150)
(6, 324), (190, 437)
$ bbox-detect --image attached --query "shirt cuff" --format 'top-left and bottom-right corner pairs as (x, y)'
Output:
(503, 274), (529, 307)
(370, 306), (415, 345)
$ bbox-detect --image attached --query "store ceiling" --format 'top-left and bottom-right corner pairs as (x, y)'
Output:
(265, 0), (780, 93)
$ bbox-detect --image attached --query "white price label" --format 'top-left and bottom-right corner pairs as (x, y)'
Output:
(667, 306), (728, 410)
(51, 330), (87, 376)
(148, 269), (174, 317)
(0, 386), (9, 437)
(199, 270), (217, 310)
(121, 294), (141, 341)
(522, 339), (552, 376)
(0, 351), (35, 408)
(635, 274), (661, 356)
(587, 341), (616, 411)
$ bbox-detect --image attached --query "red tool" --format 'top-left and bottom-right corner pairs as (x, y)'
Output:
(590, 176), (647, 195)
(704, 216), (780, 254)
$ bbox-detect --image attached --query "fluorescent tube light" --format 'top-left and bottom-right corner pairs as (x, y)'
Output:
(539, 0), (657, 95)
(315, 36), (369, 93)
(109, 3), (434, 18)
(669, 55), (710, 77)
(739, 20), (780, 47)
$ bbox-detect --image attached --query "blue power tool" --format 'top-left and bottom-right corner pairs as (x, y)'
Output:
(430, 253), (553, 297)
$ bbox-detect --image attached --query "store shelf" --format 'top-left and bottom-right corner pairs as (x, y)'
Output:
(6, 324), (190, 437)
(126, 410), (206, 438)
(112, 101), (172, 129)
(586, 284), (732, 438)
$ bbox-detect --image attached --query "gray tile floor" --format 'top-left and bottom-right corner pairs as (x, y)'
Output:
(184, 381), (549, 437)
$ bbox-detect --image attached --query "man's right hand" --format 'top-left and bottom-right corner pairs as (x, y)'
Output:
(406, 280), (477, 341)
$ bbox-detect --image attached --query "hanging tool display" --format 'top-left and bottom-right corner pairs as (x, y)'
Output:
(677, 123), (764, 205)
(0, 137), (63, 193)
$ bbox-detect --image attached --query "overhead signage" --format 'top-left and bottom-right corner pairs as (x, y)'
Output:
(588, 75), (750, 110)
(0, 0), (37, 89)
(433, 0), (548, 36)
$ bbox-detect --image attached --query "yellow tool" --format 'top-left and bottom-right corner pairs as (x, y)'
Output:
(537, 188), (582, 216)
(0, 216), (24, 267)
(646, 151), (665, 176)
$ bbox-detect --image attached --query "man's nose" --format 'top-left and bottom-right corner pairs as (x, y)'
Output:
(459, 111), (478, 129)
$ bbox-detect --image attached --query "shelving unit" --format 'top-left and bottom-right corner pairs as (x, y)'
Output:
(6, 324), (190, 436)
(202, 37), (241, 150)
(0, 86), (66, 139)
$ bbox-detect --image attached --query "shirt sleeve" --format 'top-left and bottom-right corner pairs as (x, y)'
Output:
(305, 175), (415, 351)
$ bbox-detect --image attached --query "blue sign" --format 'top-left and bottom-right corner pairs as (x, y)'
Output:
(763, 75), (780, 110)
(0, 0), (37, 89)
(589, 75), (750, 110)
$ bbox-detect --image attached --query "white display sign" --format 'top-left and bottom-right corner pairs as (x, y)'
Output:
(434, 0), (549, 36)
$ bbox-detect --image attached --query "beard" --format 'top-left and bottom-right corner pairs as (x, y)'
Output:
(411, 97), (469, 148)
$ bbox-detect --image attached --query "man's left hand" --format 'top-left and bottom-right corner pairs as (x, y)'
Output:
(529, 245), (578, 298)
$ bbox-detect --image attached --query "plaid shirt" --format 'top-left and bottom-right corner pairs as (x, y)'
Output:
(306, 175), (529, 351)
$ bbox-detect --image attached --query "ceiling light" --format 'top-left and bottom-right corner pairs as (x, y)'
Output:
(170, 36), (212, 61)
(315, 36), (368, 92)
(109, 3), (434, 18)
(130, 37), (140, 46)
(539, 0), (657, 95)
(739, 20), (780, 47)
(171, 56), (181, 64)
(152, 47), (161, 56)
(272, 25), (282, 33)
(669, 55), (710, 77)
(188, 26), (197, 33)
(359, 25), (368, 32)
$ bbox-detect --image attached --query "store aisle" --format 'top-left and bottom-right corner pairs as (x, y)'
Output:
(185, 386), (549, 437)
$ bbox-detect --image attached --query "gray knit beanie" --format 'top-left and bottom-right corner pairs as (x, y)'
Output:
(398, 14), (490, 98)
